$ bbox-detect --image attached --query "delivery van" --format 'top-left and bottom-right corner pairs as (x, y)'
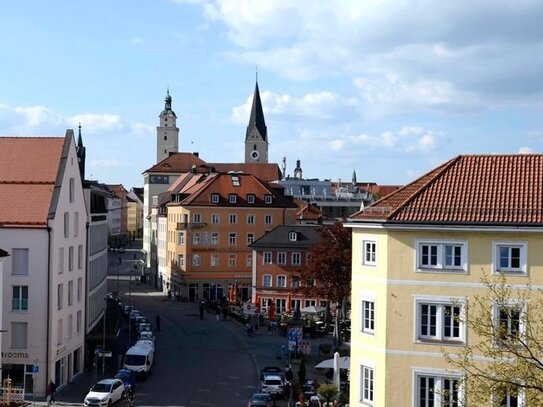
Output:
(123, 342), (154, 379)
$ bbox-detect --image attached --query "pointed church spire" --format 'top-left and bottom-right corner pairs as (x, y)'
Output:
(352, 170), (357, 186)
(76, 123), (86, 181)
(245, 80), (267, 142)
(160, 88), (176, 118)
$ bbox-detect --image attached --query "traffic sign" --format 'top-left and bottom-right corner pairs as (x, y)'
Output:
(32, 365), (39, 374)
(97, 350), (112, 358)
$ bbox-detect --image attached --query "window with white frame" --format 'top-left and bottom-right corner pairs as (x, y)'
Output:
(361, 299), (375, 334)
(263, 274), (272, 287)
(291, 299), (301, 312)
(264, 214), (273, 224)
(263, 252), (272, 264)
(305, 299), (316, 307)
(11, 322), (28, 349)
(291, 276), (300, 288)
(68, 314), (73, 340)
(494, 242), (527, 274)
(496, 387), (522, 407)
(64, 212), (70, 237)
(77, 278), (82, 302)
(193, 213), (202, 223)
(247, 194), (255, 204)
(277, 275), (287, 287)
(417, 240), (467, 271)
(246, 254), (252, 267)
(264, 195), (272, 204)
(360, 365), (375, 405)
(415, 373), (462, 407)
(494, 302), (525, 344)
(12, 286), (28, 311)
(78, 245), (83, 269)
(178, 232), (185, 245)
(292, 252), (301, 266)
(57, 284), (63, 310)
(192, 254), (201, 267)
(247, 233), (255, 245)
(193, 232), (201, 245)
(229, 232), (237, 245)
(211, 193), (220, 203)
(289, 231), (297, 241)
(229, 214), (237, 224)
(276, 298), (286, 314)
(74, 212), (79, 237)
(177, 254), (184, 268)
(229, 194), (237, 203)
(76, 310), (82, 334)
(247, 214), (255, 224)
(68, 280), (73, 305)
(363, 240), (377, 266)
(278, 252), (286, 265)
(58, 247), (64, 274)
(416, 298), (465, 343)
(211, 254), (219, 267)
(69, 177), (75, 203)
(228, 254), (236, 267)
(68, 246), (74, 271)
(211, 213), (220, 224)
(211, 232), (219, 245)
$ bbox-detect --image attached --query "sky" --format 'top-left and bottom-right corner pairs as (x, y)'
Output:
(2, 0), (543, 188)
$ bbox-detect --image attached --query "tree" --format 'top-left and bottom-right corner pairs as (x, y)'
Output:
(298, 221), (352, 348)
(443, 272), (543, 405)
(317, 383), (339, 404)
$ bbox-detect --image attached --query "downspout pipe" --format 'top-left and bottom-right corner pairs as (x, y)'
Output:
(46, 226), (52, 386)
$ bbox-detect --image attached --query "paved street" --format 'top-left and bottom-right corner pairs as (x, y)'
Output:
(28, 241), (335, 407)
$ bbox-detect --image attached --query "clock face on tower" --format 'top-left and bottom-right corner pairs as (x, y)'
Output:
(250, 150), (260, 161)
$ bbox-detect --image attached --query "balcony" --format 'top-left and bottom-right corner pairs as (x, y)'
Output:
(176, 222), (207, 230)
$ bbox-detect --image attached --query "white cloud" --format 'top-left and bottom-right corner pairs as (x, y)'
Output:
(518, 146), (534, 154)
(68, 113), (124, 133)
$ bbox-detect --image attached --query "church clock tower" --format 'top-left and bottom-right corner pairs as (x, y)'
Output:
(245, 80), (268, 163)
(156, 89), (179, 163)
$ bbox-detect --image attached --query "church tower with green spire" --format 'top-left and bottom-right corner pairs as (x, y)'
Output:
(245, 80), (268, 163)
(156, 89), (179, 163)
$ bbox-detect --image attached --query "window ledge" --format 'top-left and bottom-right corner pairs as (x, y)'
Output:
(416, 338), (465, 346)
(416, 268), (468, 274)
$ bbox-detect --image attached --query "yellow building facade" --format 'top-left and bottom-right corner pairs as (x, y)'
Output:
(347, 154), (543, 407)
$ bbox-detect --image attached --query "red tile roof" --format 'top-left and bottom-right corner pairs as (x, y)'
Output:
(0, 137), (64, 227)
(351, 154), (543, 225)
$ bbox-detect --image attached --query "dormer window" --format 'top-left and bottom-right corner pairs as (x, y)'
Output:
(211, 193), (220, 204)
(231, 176), (240, 187)
(289, 231), (297, 242)
(247, 194), (255, 204)
(264, 194), (272, 204)
(229, 194), (237, 204)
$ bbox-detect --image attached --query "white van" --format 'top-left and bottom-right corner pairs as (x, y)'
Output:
(123, 342), (154, 379)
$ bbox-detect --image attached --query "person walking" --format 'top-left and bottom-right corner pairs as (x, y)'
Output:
(199, 301), (205, 320)
(155, 314), (161, 331)
(47, 379), (56, 405)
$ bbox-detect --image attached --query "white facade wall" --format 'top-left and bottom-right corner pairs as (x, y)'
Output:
(87, 219), (108, 332)
(108, 198), (122, 236)
(157, 216), (167, 291)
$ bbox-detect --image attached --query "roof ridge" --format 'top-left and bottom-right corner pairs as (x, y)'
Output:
(386, 155), (461, 219)
(0, 181), (55, 185)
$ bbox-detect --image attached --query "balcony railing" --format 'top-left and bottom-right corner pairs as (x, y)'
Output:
(176, 222), (207, 230)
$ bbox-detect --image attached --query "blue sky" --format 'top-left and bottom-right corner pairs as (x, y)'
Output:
(2, 0), (543, 188)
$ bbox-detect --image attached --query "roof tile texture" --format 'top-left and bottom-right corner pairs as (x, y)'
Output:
(352, 154), (543, 225)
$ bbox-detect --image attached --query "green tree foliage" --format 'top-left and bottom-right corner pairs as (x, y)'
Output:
(317, 383), (339, 403)
(443, 273), (543, 405)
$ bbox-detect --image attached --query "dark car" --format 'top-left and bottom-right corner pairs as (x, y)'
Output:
(114, 369), (136, 391)
(248, 392), (274, 407)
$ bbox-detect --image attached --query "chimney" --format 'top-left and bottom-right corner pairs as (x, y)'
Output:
(193, 152), (199, 158)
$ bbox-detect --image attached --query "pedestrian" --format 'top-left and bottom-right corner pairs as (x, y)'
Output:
(47, 379), (56, 404)
(199, 301), (205, 320)
(155, 315), (161, 331)
(246, 321), (253, 337)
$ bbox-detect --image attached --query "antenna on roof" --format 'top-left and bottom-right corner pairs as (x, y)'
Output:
(256, 66), (258, 83)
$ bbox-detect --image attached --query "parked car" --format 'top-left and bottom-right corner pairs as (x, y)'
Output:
(114, 369), (137, 391)
(260, 366), (284, 380)
(129, 310), (142, 323)
(84, 378), (125, 407)
(248, 392), (275, 407)
(131, 316), (149, 329)
(137, 322), (152, 335)
(122, 305), (134, 317)
(138, 331), (155, 343)
(260, 373), (285, 398)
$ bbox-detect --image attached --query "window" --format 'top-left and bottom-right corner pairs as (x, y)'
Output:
(361, 366), (375, 405)
(193, 232), (201, 245)
(74, 212), (79, 237)
(246, 254), (252, 267)
(292, 252), (301, 266)
(277, 275), (287, 288)
(229, 194), (237, 203)
(263, 274), (272, 287)
(247, 233), (255, 245)
(178, 232), (185, 245)
(68, 246), (74, 271)
(77, 278), (82, 302)
(495, 303), (525, 344)
(416, 299), (465, 343)
(264, 214), (273, 224)
(12, 286), (28, 311)
(291, 276), (300, 288)
(291, 299), (301, 312)
(78, 245), (83, 269)
(12, 248), (29, 275)
(229, 214), (237, 224)
(57, 318), (63, 345)
(69, 177), (75, 203)
(177, 254), (184, 267)
(415, 373), (461, 407)
(228, 254), (236, 267)
(68, 280), (74, 305)
(362, 299), (375, 334)
(231, 176), (240, 187)
(58, 247), (64, 274)
(68, 314), (73, 340)
(229, 233), (237, 245)
(57, 284), (64, 310)
(278, 252), (287, 265)
(211, 254), (219, 267)
(247, 194), (255, 204)
(211, 213), (220, 224)
(211, 232), (219, 246)
(417, 241), (467, 271)
(76, 310), (82, 334)
(288, 231), (297, 242)
(193, 213), (202, 223)
(192, 254), (201, 267)
(498, 388), (521, 407)
(264, 195), (272, 204)
(363, 240), (376, 266)
(211, 193), (220, 204)
(64, 212), (70, 237)
(494, 242), (527, 274)
(263, 252), (272, 264)
(247, 214), (255, 224)
(11, 322), (28, 349)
